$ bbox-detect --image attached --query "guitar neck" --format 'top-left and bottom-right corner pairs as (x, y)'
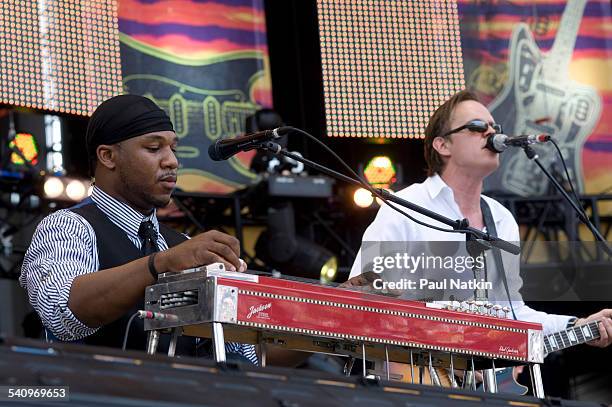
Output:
(543, 321), (600, 355)
(545, 0), (587, 78)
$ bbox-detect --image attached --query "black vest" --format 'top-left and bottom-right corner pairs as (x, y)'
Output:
(70, 201), (197, 354)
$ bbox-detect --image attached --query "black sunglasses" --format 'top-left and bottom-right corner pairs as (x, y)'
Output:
(442, 120), (502, 138)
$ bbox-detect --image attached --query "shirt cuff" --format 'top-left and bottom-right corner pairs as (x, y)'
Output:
(53, 274), (99, 341)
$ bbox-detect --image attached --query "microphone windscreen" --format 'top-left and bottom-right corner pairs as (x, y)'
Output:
(485, 134), (506, 153)
(208, 142), (223, 161)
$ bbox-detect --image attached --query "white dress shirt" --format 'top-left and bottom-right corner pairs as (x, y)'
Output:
(350, 174), (573, 335)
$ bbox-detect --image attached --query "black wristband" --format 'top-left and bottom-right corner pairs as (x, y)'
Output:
(148, 252), (159, 281)
(566, 317), (578, 329)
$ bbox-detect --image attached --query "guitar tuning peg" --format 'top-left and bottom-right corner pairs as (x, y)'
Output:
(485, 303), (493, 316)
(502, 306), (511, 319)
(466, 300), (475, 313)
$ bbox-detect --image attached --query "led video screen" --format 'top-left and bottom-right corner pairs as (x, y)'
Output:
(0, 0), (122, 116)
(318, 0), (465, 138)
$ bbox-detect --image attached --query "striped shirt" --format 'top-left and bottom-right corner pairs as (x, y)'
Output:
(20, 186), (257, 364)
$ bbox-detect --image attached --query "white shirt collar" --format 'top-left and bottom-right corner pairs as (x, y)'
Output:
(423, 173), (502, 227)
(90, 185), (159, 241)
(424, 173), (453, 201)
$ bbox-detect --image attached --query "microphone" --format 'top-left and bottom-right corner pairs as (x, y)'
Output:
(208, 126), (292, 161)
(485, 133), (551, 153)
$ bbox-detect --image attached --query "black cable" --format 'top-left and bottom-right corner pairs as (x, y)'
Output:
(286, 127), (473, 235)
(550, 138), (589, 218)
(122, 312), (140, 351)
(523, 145), (611, 249)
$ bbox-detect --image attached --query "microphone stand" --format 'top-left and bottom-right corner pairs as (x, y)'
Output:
(259, 142), (520, 256)
(521, 145), (611, 254)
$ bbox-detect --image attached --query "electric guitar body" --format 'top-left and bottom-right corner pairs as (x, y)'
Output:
(485, 0), (601, 197)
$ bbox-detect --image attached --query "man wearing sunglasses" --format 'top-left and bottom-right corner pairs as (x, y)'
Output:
(345, 90), (612, 348)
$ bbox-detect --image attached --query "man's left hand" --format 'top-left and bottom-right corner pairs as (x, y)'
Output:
(576, 309), (612, 348)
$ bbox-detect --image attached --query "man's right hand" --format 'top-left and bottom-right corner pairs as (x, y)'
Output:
(157, 230), (244, 273)
(339, 272), (377, 288)
(69, 230), (244, 329)
(339, 272), (403, 297)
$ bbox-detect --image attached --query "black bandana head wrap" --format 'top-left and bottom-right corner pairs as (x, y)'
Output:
(86, 94), (174, 162)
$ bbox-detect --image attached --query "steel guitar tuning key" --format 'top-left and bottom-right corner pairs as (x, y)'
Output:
(502, 306), (511, 319)
(446, 301), (460, 311)
(485, 303), (494, 316)
(492, 304), (502, 318)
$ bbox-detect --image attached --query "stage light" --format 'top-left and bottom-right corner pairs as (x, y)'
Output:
(354, 187), (374, 208)
(255, 203), (338, 283)
(42, 176), (91, 202)
(364, 155), (396, 189)
(43, 176), (64, 199)
(65, 179), (87, 201)
(9, 132), (39, 166)
(320, 256), (338, 283)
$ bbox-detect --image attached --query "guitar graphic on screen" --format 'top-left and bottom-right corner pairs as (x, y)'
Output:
(124, 74), (260, 192)
(485, 0), (601, 196)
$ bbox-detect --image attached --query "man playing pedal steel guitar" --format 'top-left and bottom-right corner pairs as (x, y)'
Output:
(20, 95), (256, 363)
(345, 90), (612, 348)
